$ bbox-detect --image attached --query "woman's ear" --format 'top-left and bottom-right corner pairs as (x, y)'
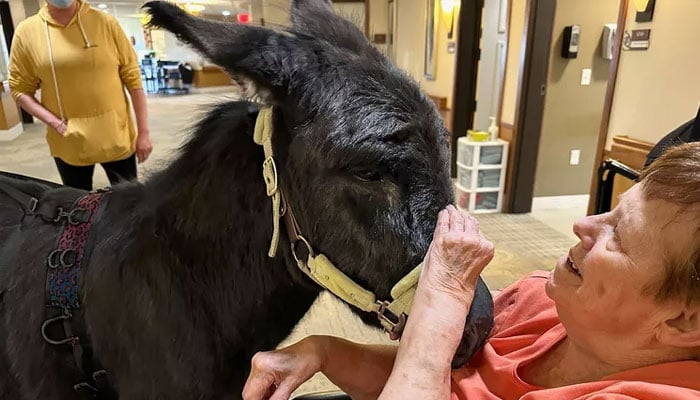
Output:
(658, 306), (700, 349)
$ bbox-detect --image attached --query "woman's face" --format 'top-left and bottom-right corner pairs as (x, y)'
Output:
(546, 183), (695, 359)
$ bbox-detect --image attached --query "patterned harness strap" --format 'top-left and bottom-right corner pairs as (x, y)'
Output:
(40, 190), (117, 400)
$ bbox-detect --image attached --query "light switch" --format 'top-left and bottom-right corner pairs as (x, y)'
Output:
(581, 69), (592, 85)
(570, 149), (581, 165)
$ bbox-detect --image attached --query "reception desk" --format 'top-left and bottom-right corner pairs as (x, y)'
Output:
(192, 66), (233, 88)
(0, 81), (22, 141)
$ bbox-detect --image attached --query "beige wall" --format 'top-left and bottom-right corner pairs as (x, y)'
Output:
(533, 0), (619, 196)
(394, 0), (457, 108)
(606, 0), (700, 147)
(262, 0), (290, 26)
(394, 0), (424, 79)
(368, 0), (388, 54)
(8, 0), (42, 25)
(500, 0), (526, 125)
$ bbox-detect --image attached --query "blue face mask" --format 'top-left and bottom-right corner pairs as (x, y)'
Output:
(47, 0), (74, 8)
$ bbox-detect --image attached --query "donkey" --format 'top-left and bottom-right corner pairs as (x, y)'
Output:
(0, 1), (493, 398)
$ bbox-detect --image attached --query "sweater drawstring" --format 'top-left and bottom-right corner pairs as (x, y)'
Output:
(77, 11), (95, 48)
(44, 19), (64, 120)
(43, 7), (96, 121)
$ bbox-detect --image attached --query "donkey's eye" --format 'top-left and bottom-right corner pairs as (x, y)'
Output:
(353, 170), (382, 182)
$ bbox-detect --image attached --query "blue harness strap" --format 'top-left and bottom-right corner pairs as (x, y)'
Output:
(45, 192), (104, 309)
(39, 190), (118, 400)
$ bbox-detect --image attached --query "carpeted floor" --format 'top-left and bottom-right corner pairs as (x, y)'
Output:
(0, 89), (576, 396)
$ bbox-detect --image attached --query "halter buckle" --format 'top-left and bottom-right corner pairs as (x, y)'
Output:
(291, 235), (315, 264)
(262, 156), (278, 197)
(376, 300), (407, 335)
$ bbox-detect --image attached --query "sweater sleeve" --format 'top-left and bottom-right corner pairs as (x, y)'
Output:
(109, 17), (142, 91)
(8, 30), (40, 100)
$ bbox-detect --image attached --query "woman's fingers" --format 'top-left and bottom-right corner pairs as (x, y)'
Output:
(447, 205), (465, 233)
(242, 369), (276, 400)
(268, 381), (297, 400)
(433, 208), (450, 240)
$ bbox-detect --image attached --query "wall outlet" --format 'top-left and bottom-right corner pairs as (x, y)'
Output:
(570, 149), (581, 165)
(581, 69), (592, 85)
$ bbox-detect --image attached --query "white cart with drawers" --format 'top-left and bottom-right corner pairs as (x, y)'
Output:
(455, 137), (509, 213)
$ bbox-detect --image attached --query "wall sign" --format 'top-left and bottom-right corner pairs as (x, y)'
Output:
(625, 29), (651, 50)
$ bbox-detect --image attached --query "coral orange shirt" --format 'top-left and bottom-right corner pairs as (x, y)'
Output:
(450, 271), (700, 399)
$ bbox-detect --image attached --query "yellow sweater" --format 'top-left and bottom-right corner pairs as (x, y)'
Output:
(9, 0), (142, 166)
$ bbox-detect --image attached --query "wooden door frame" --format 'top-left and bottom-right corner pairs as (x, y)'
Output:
(504, 0), (556, 213)
(585, 0), (629, 215)
(450, 0), (484, 177)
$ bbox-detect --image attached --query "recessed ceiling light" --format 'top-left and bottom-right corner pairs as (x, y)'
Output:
(97, 3), (108, 9)
(222, 10), (231, 16)
(183, 3), (206, 12)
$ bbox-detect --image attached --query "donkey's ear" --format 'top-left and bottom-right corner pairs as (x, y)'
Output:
(143, 1), (296, 102)
(289, 0), (373, 55)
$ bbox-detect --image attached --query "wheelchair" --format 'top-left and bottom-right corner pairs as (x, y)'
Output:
(594, 104), (698, 215)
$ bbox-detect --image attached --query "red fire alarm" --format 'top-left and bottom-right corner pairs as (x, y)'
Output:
(237, 13), (250, 23)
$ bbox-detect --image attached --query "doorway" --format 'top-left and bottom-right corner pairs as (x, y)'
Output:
(454, 0), (626, 213)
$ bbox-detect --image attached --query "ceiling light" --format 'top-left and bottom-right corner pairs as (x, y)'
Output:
(222, 10), (231, 16)
(183, 3), (206, 13)
(97, 3), (108, 9)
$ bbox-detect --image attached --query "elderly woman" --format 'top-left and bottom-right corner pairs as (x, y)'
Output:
(243, 142), (700, 400)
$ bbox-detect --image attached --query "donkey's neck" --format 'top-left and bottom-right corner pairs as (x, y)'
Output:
(143, 102), (318, 352)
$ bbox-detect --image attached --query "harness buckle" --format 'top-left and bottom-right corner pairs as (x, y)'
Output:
(41, 308), (78, 345)
(47, 249), (77, 269)
(262, 156), (279, 197)
(53, 207), (92, 225)
(73, 382), (99, 399)
(376, 301), (407, 335)
(28, 197), (38, 213)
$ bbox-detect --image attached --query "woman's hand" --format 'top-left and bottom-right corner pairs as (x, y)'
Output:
(135, 130), (153, 163)
(50, 118), (67, 136)
(421, 205), (495, 304)
(377, 206), (494, 400)
(243, 337), (325, 400)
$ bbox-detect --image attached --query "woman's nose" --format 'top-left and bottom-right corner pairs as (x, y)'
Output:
(573, 215), (599, 251)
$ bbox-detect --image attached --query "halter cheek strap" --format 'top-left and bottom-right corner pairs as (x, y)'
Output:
(252, 106), (421, 336)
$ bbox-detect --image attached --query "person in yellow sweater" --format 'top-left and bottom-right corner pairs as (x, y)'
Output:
(9, 0), (152, 190)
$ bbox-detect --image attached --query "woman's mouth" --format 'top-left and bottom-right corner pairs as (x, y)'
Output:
(566, 255), (581, 278)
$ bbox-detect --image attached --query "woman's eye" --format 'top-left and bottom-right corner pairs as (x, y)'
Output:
(613, 224), (623, 246)
(353, 170), (381, 182)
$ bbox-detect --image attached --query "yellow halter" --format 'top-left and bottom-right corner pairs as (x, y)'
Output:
(253, 106), (421, 336)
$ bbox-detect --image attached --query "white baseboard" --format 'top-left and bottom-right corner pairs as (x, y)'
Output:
(0, 123), (23, 142)
(532, 194), (589, 210)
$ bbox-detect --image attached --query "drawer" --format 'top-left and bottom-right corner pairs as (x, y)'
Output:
(477, 169), (501, 188)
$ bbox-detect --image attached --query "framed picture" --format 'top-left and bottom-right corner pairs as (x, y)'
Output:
(424, 0), (438, 80)
(635, 0), (656, 22)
